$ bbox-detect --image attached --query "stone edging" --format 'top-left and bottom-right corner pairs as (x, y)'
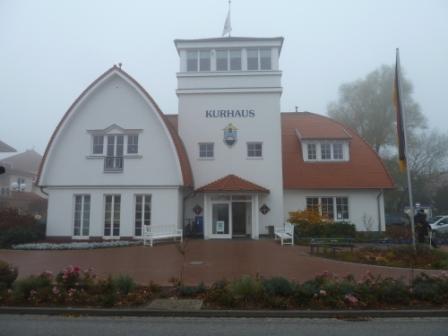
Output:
(0, 307), (447, 318)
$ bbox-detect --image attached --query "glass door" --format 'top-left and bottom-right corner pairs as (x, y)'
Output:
(211, 202), (231, 239)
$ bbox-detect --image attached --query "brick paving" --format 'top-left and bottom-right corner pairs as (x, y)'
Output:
(0, 240), (442, 285)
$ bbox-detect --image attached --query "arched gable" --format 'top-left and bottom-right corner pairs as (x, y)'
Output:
(38, 66), (193, 187)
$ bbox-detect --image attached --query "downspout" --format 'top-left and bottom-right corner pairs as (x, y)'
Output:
(39, 186), (48, 197)
(376, 189), (384, 233)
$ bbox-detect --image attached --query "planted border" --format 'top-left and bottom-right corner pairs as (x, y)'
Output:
(1, 261), (447, 309)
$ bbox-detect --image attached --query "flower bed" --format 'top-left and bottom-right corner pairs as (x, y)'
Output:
(316, 245), (448, 270)
(12, 240), (142, 250)
(1, 261), (448, 309)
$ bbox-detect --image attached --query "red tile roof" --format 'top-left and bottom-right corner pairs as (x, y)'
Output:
(37, 67), (193, 187)
(282, 112), (394, 189)
(196, 174), (270, 193)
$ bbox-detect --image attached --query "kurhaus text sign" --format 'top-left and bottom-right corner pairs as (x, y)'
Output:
(206, 109), (255, 118)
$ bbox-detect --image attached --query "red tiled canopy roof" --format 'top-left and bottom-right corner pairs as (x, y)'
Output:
(196, 174), (270, 193)
(282, 112), (394, 189)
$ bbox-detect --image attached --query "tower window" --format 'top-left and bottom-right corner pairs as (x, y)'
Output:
(216, 50), (228, 71)
(230, 49), (242, 70)
(187, 51), (198, 72)
(199, 50), (211, 71)
(247, 49), (259, 70)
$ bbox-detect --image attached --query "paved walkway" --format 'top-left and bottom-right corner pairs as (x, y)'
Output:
(0, 240), (442, 285)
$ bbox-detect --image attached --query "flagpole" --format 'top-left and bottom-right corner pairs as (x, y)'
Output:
(228, 0), (231, 37)
(396, 48), (417, 252)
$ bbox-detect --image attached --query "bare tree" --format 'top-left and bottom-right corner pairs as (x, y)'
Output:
(328, 65), (426, 152)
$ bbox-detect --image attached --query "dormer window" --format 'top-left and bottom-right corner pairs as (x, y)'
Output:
(321, 143), (331, 160)
(87, 124), (142, 173)
(307, 143), (317, 160)
(303, 141), (349, 162)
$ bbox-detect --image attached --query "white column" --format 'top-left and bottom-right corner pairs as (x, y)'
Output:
(242, 48), (248, 71)
(252, 194), (259, 239)
(271, 47), (279, 70)
(179, 50), (187, 72)
(203, 193), (210, 239)
(211, 49), (216, 71)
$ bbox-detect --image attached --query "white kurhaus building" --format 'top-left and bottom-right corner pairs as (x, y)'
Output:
(38, 36), (394, 241)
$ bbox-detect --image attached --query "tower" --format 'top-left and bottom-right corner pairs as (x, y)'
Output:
(175, 36), (284, 238)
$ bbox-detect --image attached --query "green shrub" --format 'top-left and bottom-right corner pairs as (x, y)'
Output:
(293, 281), (318, 306)
(0, 208), (45, 247)
(294, 221), (356, 239)
(262, 277), (293, 297)
(412, 273), (448, 304)
(98, 277), (117, 307)
(204, 280), (235, 308)
(228, 276), (264, 303)
(112, 274), (136, 295)
(375, 277), (410, 305)
(13, 274), (52, 302)
(0, 260), (18, 290)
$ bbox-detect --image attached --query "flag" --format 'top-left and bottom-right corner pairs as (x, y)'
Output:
(393, 48), (406, 172)
(222, 7), (232, 37)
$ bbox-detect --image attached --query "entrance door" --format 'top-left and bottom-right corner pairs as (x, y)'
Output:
(211, 203), (231, 238)
(232, 202), (247, 236)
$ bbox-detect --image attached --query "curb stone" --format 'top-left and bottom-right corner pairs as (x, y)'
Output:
(0, 307), (447, 318)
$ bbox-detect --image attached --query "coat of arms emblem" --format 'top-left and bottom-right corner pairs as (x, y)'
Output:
(223, 123), (238, 147)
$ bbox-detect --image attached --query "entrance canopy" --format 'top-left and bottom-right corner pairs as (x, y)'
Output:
(196, 174), (269, 193)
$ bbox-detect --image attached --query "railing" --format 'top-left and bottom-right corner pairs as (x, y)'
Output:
(104, 156), (123, 172)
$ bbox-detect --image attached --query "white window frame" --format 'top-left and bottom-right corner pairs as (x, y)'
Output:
(305, 196), (349, 222)
(134, 194), (151, 237)
(127, 134), (139, 154)
(199, 142), (214, 159)
(247, 142), (263, 159)
(303, 141), (348, 162)
(307, 143), (317, 160)
(104, 194), (121, 238)
(92, 135), (104, 155)
(73, 194), (90, 238)
(186, 49), (212, 72)
(247, 48), (272, 71)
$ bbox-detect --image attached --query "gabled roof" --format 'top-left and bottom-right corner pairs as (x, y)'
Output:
(0, 140), (16, 153)
(196, 174), (269, 193)
(37, 66), (193, 187)
(0, 150), (42, 175)
(282, 112), (394, 189)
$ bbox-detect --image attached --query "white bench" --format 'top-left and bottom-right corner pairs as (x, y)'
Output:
(143, 225), (183, 247)
(274, 223), (295, 246)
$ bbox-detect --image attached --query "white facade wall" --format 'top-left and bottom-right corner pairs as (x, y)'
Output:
(40, 74), (182, 187)
(283, 189), (386, 232)
(46, 187), (182, 238)
(178, 91), (284, 235)
(41, 71), (185, 238)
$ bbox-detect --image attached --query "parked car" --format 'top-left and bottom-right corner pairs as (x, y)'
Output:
(385, 213), (410, 226)
(429, 215), (448, 233)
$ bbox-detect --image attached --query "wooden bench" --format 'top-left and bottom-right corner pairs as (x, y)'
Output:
(309, 238), (354, 255)
(274, 223), (295, 246)
(143, 225), (183, 247)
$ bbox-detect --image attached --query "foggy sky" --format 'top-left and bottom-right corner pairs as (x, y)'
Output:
(1, 0), (447, 154)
